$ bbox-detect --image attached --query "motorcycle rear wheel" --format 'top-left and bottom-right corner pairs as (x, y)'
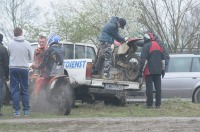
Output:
(124, 53), (140, 81)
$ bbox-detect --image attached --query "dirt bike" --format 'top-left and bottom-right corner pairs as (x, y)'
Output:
(94, 38), (144, 81)
(29, 71), (74, 115)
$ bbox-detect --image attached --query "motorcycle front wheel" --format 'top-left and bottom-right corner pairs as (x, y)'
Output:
(55, 82), (74, 115)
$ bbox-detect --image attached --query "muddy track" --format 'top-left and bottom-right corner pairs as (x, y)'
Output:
(1, 117), (200, 132)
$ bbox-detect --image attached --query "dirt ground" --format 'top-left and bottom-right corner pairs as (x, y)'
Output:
(1, 117), (200, 132)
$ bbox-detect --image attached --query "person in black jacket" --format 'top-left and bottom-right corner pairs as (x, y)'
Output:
(0, 33), (9, 116)
(139, 31), (165, 108)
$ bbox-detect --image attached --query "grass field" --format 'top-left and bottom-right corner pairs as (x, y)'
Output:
(0, 99), (200, 132)
(1, 98), (200, 119)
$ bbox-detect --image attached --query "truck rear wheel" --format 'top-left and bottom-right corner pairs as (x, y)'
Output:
(113, 97), (126, 106)
(104, 97), (126, 106)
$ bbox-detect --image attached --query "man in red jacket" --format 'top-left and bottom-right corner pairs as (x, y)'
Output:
(139, 31), (165, 109)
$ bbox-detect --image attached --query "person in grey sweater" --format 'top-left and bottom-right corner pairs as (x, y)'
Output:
(8, 27), (32, 116)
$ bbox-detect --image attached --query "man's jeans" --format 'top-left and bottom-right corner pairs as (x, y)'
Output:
(0, 78), (3, 109)
(10, 68), (30, 111)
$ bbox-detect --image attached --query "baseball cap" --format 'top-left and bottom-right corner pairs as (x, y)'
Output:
(119, 18), (126, 29)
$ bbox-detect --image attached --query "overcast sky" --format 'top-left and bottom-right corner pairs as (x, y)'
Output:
(35, 0), (53, 10)
(35, 0), (81, 9)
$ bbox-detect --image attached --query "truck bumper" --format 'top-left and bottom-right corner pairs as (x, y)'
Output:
(88, 88), (145, 98)
(88, 88), (125, 98)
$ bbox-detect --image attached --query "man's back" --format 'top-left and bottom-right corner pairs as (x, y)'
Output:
(9, 27), (31, 116)
(8, 36), (32, 68)
(143, 42), (164, 75)
(140, 32), (165, 76)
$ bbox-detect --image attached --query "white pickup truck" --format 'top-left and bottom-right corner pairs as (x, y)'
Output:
(2, 41), (143, 107)
(58, 41), (144, 106)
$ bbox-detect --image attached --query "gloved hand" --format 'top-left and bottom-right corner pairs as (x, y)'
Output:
(125, 37), (129, 42)
(162, 70), (165, 78)
(121, 37), (129, 43)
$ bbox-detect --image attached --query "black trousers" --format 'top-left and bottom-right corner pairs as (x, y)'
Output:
(145, 74), (161, 107)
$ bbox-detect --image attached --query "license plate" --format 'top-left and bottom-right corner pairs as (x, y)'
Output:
(104, 83), (124, 90)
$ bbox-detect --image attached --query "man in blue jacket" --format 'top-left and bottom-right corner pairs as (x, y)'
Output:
(94, 16), (127, 79)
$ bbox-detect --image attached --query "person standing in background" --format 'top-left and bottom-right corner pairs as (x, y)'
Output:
(8, 27), (32, 116)
(33, 35), (48, 74)
(0, 33), (9, 116)
(139, 31), (165, 109)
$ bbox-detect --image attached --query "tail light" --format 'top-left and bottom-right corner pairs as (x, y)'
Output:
(86, 62), (93, 80)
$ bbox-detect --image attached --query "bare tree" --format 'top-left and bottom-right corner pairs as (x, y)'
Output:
(0, 0), (41, 42)
(48, 0), (141, 43)
(138, 0), (200, 53)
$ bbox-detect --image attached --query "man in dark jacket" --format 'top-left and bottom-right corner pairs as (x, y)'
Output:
(139, 31), (165, 108)
(0, 33), (9, 116)
(94, 16), (127, 79)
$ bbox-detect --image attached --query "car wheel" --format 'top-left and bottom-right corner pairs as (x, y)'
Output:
(193, 88), (200, 103)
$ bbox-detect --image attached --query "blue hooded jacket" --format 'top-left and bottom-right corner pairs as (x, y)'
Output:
(99, 17), (125, 44)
